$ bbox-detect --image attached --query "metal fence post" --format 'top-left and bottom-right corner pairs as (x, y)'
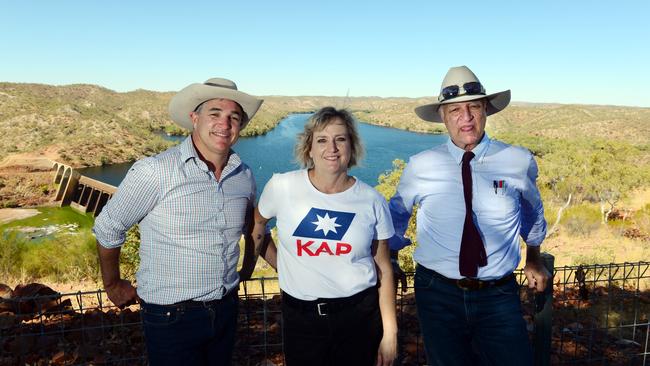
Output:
(534, 253), (554, 366)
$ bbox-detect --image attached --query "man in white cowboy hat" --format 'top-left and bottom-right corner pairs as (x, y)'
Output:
(388, 66), (549, 365)
(93, 78), (263, 365)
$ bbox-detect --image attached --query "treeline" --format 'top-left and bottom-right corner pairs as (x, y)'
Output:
(495, 132), (650, 225)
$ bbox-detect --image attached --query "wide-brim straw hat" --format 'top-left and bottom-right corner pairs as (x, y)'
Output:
(415, 66), (510, 123)
(169, 78), (263, 130)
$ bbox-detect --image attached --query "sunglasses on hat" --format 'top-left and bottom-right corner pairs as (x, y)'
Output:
(438, 82), (485, 102)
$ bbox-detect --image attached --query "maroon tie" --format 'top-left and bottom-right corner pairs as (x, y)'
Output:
(459, 151), (487, 277)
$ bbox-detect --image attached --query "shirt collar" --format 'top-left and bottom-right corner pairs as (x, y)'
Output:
(446, 133), (491, 165)
(179, 135), (242, 175)
(179, 136), (198, 163)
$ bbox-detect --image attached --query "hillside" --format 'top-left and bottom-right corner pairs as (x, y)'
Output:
(3, 82), (648, 168)
(489, 103), (650, 145)
(0, 83), (173, 167)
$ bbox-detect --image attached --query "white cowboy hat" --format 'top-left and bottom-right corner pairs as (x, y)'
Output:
(168, 78), (263, 130)
(414, 66), (511, 123)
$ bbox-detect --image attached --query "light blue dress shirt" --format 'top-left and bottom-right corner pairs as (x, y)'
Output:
(93, 137), (255, 304)
(389, 134), (546, 280)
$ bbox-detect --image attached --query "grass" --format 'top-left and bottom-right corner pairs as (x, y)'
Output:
(1, 207), (100, 284)
(1, 228), (100, 283)
(1, 206), (94, 229)
(561, 205), (603, 237)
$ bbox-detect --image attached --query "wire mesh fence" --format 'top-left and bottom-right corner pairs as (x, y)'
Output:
(550, 262), (650, 365)
(0, 284), (144, 365)
(2, 261), (650, 365)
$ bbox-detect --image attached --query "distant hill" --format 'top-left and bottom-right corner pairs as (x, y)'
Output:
(1, 82), (649, 167)
(489, 103), (650, 145)
(0, 82), (175, 167)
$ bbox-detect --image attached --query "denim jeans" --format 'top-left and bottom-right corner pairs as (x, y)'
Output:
(281, 288), (383, 366)
(414, 265), (532, 366)
(141, 292), (239, 366)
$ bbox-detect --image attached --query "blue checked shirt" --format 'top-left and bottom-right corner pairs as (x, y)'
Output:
(93, 137), (255, 305)
(389, 134), (547, 280)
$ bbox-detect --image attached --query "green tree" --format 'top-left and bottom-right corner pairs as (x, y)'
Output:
(375, 159), (418, 272)
(120, 226), (141, 281)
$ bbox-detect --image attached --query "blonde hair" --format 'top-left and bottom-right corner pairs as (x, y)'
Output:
(294, 107), (364, 169)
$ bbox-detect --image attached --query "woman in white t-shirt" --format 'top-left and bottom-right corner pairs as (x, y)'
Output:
(251, 107), (397, 366)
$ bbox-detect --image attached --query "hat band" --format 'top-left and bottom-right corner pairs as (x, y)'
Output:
(204, 82), (236, 90)
(438, 81), (485, 102)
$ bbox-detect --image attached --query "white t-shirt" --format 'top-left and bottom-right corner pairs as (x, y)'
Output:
(258, 169), (395, 300)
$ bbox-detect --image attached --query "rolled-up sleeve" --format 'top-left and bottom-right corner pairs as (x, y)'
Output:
(519, 155), (547, 246)
(93, 159), (160, 248)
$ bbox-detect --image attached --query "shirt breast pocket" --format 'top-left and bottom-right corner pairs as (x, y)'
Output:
(477, 178), (519, 221)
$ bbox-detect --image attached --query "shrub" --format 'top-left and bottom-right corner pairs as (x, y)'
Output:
(120, 226), (141, 281)
(2, 200), (19, 208)
(374, 159), (418, 273)
(633, 204), (650, 238)
(562, 205), (602, 237)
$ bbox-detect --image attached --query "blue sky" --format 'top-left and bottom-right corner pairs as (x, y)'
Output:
(2, 1), (649, 107)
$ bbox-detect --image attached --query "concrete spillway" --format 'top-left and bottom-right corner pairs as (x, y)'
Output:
(52, 162), (116, 217)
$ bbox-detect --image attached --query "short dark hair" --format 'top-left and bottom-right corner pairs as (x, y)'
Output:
(193, 98), (249, 125)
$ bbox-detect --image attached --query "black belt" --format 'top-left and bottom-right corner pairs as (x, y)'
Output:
(146, 290), (237, 309)
(282, 286), (376, 316)
(417, 264), (515, 291)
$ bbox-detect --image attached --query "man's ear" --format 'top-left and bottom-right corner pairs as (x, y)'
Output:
(189, 112), (198, 128)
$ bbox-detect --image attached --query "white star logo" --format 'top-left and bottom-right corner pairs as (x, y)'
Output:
(311, 213), (341, 236)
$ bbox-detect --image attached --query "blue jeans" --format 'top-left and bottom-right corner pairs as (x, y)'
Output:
(414, 265), (532, 366)
(141, 292), (239, 366)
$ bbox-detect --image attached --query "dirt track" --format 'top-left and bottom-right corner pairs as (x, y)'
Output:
(0, 208), (40, 224)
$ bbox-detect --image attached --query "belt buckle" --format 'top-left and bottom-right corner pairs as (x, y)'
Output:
(456, 278), (476, 291)
(317, 303), (328, 316)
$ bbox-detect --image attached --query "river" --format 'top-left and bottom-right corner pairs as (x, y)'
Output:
(78, 113), (447, 195)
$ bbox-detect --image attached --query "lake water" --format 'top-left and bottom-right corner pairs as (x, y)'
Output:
(78, 113), (447, 195)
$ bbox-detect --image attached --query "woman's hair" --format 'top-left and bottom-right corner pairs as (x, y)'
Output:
(294, 107), (364, 169)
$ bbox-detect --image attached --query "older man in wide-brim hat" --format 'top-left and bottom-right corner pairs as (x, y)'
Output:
(94, 78), (263, 366)
(388, 66), (549, 366)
